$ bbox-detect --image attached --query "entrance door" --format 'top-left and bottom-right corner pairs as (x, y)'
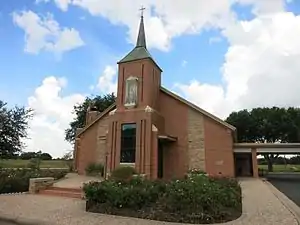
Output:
(234, 153), (253, 177)
(157, 141), (163, 179)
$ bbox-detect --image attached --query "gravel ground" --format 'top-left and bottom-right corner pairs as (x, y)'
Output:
(0, 179), (298, 225)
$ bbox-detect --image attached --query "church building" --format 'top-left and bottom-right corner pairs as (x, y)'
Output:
(73, 14), (241, 180)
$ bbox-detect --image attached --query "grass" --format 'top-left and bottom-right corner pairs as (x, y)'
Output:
(0, 159), (68, 169)
(258, 164), (300, 172)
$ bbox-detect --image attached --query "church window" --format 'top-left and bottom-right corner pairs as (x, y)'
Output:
(120, 123), (136, 163)
(124, 76), (138, 108)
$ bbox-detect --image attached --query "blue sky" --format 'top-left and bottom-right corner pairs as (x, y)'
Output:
(0, 0), (299, 157)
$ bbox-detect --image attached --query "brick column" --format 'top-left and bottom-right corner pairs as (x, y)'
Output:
(73, 138), (80, 172)
(150, 125), (158, 180)
(251, 148), (258, 178)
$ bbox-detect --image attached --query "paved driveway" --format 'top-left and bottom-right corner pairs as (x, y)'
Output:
(0, 179), (298, 225)
(268, 178), (300, 207)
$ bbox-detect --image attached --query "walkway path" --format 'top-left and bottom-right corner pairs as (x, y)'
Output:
(53, 173), (102, 189)
(0, 179), (298, 225)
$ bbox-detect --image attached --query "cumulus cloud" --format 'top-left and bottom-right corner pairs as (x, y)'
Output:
(176, 10), (300, 119)
(40, 0), (236, 51)
(12, 10), (84, 54)
(96, 65), (117, 94)
(25, 77), (85, 158)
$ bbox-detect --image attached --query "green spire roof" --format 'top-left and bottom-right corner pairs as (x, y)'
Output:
(118, 15), (161, 71)
(136, 15), (146, 48)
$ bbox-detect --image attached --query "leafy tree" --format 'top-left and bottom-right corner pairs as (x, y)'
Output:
(40, 152), (52, 160)
(0, 100), (33, 159)
(226, 107), (300, 171)
(63, 150), (74, 172)
(65, 93), (116, 143)
(20, 151), (37, 160)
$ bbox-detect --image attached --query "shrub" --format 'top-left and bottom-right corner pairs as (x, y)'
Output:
(109, 166), (136, 181)
(84, 174), (242, 224)
(0, 169), (67, 194)
(85, 163), (104, 177)
(84, 177), (166, 210)
(27, 158), (41, 170)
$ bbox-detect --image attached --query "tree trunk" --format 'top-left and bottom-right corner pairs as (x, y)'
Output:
(263, 153), (279, 172)
(267, 160), (273, 172)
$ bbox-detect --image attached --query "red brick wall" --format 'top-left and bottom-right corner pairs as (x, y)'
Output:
(159, 91), (189, 179)
(76, 124), (98, 175)
(204, 117), (235, 177)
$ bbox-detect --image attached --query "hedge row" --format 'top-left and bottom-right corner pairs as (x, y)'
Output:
(84, 170), (242, 224)
(0, 169), (67, 194)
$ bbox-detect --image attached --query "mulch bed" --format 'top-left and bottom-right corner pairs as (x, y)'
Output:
(86, 200), (242, 224)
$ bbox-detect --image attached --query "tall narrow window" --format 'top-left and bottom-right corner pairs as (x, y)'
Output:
(124, 76), (138, 108)
(120, 123), (136, 163)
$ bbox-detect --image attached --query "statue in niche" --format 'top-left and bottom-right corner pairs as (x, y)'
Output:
(125, 76), (138, 107)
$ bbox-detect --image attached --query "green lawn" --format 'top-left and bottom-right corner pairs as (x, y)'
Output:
(258, 164), (300, 172)
(0, 159), (68, 169)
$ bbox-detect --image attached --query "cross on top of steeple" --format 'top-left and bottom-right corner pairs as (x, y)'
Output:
(139, 6), (146, 17)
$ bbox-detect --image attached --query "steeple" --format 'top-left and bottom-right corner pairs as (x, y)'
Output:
(136, 15), (146, 48)
(118, 8), (161, 71)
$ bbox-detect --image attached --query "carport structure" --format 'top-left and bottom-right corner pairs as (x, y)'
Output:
(233, 143), (300, 178)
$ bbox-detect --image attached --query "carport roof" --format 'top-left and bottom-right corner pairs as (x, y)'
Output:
(234, 143), (300, 148)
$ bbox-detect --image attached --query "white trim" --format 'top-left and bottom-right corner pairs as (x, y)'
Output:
(119, 163), (135, 167)
(257, 148), (300, 153)
(234, 148), (251, 153)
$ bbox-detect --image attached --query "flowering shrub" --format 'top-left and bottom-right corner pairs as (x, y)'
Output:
(0, 169), (67, 194)
(84, 174), (242, 224)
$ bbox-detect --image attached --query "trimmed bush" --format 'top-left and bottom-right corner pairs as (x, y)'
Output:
(0, 169), (67, 194)
(85, 163), (104, 177)
(84, 173), (242, 224)
(109, 166), (137, 181)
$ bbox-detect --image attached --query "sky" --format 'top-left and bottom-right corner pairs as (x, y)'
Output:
(0, 0), (300, 158)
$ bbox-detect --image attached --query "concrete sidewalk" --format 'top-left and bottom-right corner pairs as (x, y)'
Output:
(0, 179), (298, 225)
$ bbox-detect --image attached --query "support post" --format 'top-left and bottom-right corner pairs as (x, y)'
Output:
(251, 148), (258, 178)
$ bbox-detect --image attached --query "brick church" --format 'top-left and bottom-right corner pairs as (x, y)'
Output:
(73, 14), (239, 180)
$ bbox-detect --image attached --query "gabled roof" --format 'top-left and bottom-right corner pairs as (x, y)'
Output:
(118, 46), (153, 64)
(160, 87), (236, 131)
(76, 104), (116, 137)
(77, 87), (235, 137)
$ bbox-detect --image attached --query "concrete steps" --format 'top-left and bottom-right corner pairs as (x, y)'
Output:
(38, 186), (83, 199)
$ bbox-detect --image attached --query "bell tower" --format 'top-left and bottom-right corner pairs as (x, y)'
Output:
(107, 8), (163, 180)
(116, 9), (162, 112)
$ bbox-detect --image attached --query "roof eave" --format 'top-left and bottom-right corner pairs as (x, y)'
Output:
(76, 103), (116, 137)
(117, 57), (163, 72)
(160, 86), (236, 131)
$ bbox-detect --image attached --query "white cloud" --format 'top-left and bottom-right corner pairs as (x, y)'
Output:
(24, 64), (118, 158)
(45, 0), (236, 51)
(36, 0), (71, 11)
(12, 10), (84, 54)
(176, 11), (300, 119)
(53, 0), (72, 11)
(25, 77), (85, 158)
(96, 65), (117, 94)
(209, 36), (222, 44)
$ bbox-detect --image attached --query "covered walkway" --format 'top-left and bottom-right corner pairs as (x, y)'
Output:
(234, 143), (300, 177)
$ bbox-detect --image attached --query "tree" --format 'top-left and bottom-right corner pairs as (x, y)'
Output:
(65, 93), (116, 143)
(0, 100), (33, 159)
(226, 107), (300, 172)
(20, 151), (37, 160)
(62, 150), (74, 172)
(40, 152), (52, 160)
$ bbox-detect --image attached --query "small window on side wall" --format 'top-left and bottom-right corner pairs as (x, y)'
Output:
(120, 123), (136, 163)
